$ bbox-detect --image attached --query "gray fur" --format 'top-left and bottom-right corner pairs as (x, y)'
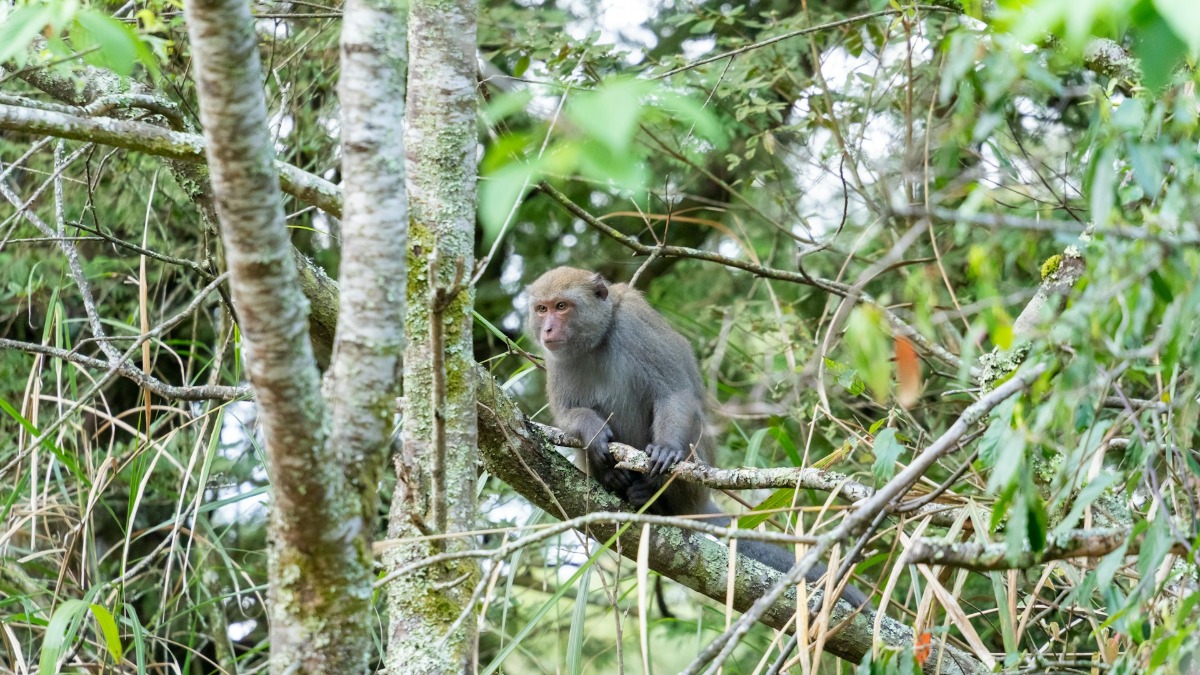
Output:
(527, 267), (869, 610)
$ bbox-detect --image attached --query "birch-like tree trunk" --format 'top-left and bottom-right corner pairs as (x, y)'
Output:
(328, 0), (411, 669)
(383, 0), (480, 670)
(186, 0), (397, 670)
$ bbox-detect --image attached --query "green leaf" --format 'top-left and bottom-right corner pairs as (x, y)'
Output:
(653, 91), (728, 149)
(0, 5), (56, 66)
(768, 426), (802, 466)
(479, 158), (543, 243)
(1128, 144), (1164, 198)
(1149, 634), (1178, 668)
(844, 305), (891, 403)
(1137, 513), (1171, 579)
(827, 357), (867, 396)
(1133, 12), (1187, 91)
(1174, 591), (1200, 630)
(565, 566), (591, 675)
(940, 33), (979, 105)
(1095, 524), (1136, 587)
(1087, 145), (1116, 234)
(40, 599), (91, 674)
(513, 54), (531, 77)
(481, 90), (533, 127)
(1154, 0), (1200, 52)
(897, 644), (918, 675)
(566, 78), (648, 155)
(871, 428), (903, 481)
(1004, 493), (1029, 563)
(1025, 493), (1047, 553)
(987, 431), (1026, 495)
(1148, 270), (1174, 302)
(744, 427), (770, 466)
(0, 397), (88, 483)
(1053, 472), (1120, 534)
(74, 9), (138, 76)
(867, 417), (887, 435)
(737, 488), (796, 530)
(990, 481), (1017, 532)
(88, 604), (123, 662)
(575, 139), (647, 190)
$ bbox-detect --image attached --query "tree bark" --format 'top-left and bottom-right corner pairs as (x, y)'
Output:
(184, 0), (374, 671)
(383, 0), (481, 672)
(474, 370), (990, 674)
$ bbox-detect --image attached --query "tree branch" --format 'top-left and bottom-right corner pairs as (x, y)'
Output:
(904, 527), (1192, 572)
(0, 102), (343, 218)
(535, 181), (977, 379)
(605, 443), (978, 527)
(476, 367), (989, 673)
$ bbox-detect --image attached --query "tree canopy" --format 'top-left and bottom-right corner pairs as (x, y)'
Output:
(1, 0), (1198, 673)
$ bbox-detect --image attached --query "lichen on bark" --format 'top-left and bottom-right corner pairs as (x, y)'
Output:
(382, 0), (481, 672)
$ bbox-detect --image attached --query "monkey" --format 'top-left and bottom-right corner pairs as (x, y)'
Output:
(526, 266), (870, 610)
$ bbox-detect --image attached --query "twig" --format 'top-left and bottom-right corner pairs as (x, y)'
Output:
(535, 181), (975, 378)
(652, 6), (957, 80)
(373, 509), (821, 587)
(895, 205), (1199, 246)
(684, 362), (1047, 675)
(603, 442), (975, 527)
(904, 526), (1193, 571)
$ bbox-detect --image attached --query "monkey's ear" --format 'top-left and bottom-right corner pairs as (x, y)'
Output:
(590, 273), (609, 300)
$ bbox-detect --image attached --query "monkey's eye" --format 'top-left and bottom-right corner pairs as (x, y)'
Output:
(535, 305), (547, 314)
(555, 302), (567, 311)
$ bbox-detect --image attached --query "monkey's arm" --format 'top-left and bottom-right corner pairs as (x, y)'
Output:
(554, 406), (632, 491)
(645, 390), (704, 475)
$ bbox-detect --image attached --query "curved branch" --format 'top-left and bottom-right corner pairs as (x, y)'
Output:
(0, 102), (342, 218)
(476, 367), (988, 673)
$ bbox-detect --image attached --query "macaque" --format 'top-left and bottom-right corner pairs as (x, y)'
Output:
(526, 267), (869, 609)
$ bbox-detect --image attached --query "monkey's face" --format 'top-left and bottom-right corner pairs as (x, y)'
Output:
(529, 298), (575, 352)
(526, 267), (614, 358)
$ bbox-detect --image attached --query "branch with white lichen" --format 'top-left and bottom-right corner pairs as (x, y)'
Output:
(538, 427), (981, 528)
(904, 526), (1191, 572)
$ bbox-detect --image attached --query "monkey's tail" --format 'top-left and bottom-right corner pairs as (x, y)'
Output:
(654, 577), (675, 619)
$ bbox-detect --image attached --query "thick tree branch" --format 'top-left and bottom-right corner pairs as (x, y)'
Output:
(476, 367), (988, 673)
(184, 0), (364, 670)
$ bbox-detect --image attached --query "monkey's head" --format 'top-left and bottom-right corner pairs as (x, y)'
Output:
(526, 267), (614, 358)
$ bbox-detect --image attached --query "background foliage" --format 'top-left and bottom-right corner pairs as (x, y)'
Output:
(1, 0), (1197, 672)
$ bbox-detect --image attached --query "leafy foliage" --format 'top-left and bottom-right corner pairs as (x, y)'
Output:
(1, 0), (1198, 672)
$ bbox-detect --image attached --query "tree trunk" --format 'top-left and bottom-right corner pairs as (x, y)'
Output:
(383, 0), (481, 672)
(186, 0), (395, 670)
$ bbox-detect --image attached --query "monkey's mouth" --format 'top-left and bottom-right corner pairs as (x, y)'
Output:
(541, 339), (566, 350)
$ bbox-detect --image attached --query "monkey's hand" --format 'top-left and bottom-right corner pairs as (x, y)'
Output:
(582, 427), (634, 492)
(574, 421), (615, 468)
(645, 442), (685, 476)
